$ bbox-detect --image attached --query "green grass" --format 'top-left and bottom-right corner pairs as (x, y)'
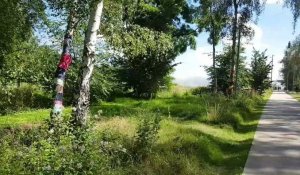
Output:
(91, 96), (207, 121)
(289, 92), (300, 102)
(0, 109), (50, 127)
(95, 90), (271, 174)
(0, 108), (72, 127)
(0, 91), (271, 174)
(96, 100), (268, 174)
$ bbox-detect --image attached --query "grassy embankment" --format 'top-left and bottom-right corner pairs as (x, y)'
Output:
(0, 89), (272, 175)
(289, 92), (300, 102)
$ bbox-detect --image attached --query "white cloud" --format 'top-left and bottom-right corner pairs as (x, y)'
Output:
(174, 76), (209, 87)
(172, 45), (213, 87)
(173, 46), (212, 78)
(245, 23), (264, 49)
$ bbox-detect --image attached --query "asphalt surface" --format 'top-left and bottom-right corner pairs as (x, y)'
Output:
(243, 92), (300, 175)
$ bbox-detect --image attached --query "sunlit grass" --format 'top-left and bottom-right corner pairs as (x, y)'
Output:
(92, 109), (263, 175)
(0, 108), (72, 127)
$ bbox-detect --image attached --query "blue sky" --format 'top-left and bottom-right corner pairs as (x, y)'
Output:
(173, 0), (300, 87)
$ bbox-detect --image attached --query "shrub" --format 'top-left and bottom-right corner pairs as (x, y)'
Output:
(0, 118), (112, 174)
(130, 114), (161, 162)
(0, 112), (162, 174)
(0, 84), (51, 115)
(191, 86), (212, 95)
(99, 130), (132, 168)
(203, 91), (265, 128)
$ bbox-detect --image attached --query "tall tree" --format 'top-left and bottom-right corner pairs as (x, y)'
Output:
(281, 39), (300, 91)
(282, 1), (300, 90)
(73, 0), (104, 126)
(102, 0), (197, 98)
(0, 0), (46, 68)
(235, 13), (255, 92)
(227, 0), (265, 95)
(250, 49), (272, 94)
(206, 46), (249, 94)
(196, 0), (229, 93)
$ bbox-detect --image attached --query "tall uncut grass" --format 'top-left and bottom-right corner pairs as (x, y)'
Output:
(0, 88), (272, 175)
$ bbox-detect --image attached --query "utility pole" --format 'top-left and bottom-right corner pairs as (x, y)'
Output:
(286, 42), (291, 91)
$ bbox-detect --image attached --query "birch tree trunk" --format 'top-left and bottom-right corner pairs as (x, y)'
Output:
(73, 0), (104, 126)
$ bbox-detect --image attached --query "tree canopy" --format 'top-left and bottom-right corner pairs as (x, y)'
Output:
(100, 0), (197, 98)
(0, 0), (46, 68)
(250, 49), (272, 94)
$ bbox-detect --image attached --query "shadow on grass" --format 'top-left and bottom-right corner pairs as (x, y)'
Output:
(91, 95), (267, 135)
(91, 96), (207, 121)
(233, 102), (267, 134)
(89, 96), (263, 174)
(148, 126), (253, 175)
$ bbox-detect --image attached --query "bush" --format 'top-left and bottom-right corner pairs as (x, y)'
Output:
(0, 119), (114, 174)
(0, 84), (51, 115)
(191, 86), (212, 95)
(204, 91), (265, 128)
(0, 113), (162, 174)
(130, 114), (161, 162)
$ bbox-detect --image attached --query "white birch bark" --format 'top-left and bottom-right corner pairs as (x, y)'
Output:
(74, 0), (104, 126)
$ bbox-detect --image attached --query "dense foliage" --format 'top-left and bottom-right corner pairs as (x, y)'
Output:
(206, 47), (250, 94)
(102, 0), (196, 98)
(0, 0), (272, 113)
(250, 49), (272, 94)
(0, 0), (45, 68)
(281, 38), (300, 91)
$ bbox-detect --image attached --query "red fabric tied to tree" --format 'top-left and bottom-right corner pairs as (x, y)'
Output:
(58, 53), (72, 71)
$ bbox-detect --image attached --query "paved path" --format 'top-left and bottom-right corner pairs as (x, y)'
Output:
(243, 92), (300, 175)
